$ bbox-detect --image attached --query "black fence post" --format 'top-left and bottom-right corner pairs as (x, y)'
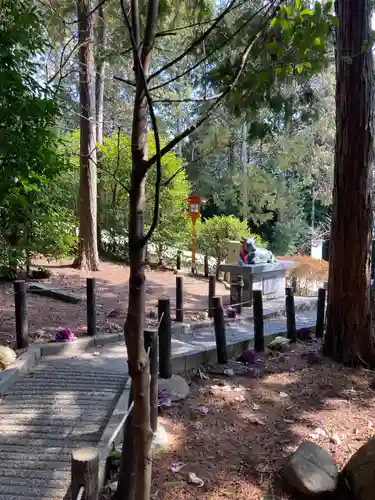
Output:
(176, 251), (181, 271)
(230, 278), (236, 306)
(253, 290), (264, 352)
(144, 329), (158, 433)
(14, 280), (28, 349)
(86, 278), (96, 336)
(316, 287), (326, 339)
(204, 255), (209, 277)
(213, 296), (228, 364)
(285, 287), (297, 342)
(236, 276), (243, 315)
(158, 297), (172, 379)
(208, 275), (216, 318)
(176, 275), (184, 322)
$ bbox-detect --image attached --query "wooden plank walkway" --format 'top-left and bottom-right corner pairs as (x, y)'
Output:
(0, 354), (127, 500)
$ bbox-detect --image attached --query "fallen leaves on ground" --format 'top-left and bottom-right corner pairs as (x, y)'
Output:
(150, 342), (375, 500)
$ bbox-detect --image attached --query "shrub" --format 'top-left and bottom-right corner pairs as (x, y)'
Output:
(196, 215), (266, 276)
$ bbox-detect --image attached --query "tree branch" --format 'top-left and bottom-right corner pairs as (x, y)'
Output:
(154, 0), (249, 38)
(148, 0), (239, 81)
(113, 75), (137, 86)
(147, 1), (279, 168)
(152, 94), (221, 103)
(66, 0), (109, 25)
(46, 35), (79, 86)
(149, 0), (274, 92)
(120, 0), (162, 247)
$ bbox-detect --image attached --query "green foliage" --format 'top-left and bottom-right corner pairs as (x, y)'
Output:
(196, 215), (265, 272)
(94, 131), (191, 262)
(0, 0), (77, 276)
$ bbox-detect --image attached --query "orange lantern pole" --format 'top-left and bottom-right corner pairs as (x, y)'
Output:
(187, 194), (202, 274)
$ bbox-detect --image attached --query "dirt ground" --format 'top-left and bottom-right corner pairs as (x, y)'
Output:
(147, 341), (375, 500)
(0, 258), (227, 348)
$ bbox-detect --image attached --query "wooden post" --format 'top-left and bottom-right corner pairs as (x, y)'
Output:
(86, 278), (96, 336)
(14, 280), (28, 349)
(253, 290), (264, 352)
(213, 296), (228, 364)
(176, 275), (184, 322)
(285, 287), (297, 342)
(230, 278), (236, 306)
(204, 255), (209, 277)
(144, 329), (158, 432)
(236, 276), (243, 315)
(208, 275), (216, 318)
(316, 287), (326, 339)
(176, 250), (181, 270)
(71, 447), (99, 500)
(158, 297), (172, 379)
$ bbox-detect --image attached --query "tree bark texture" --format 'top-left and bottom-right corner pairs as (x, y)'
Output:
(74, 0), (100, 271)
(95, 2), (106, 254)
(324, 0), (374, 365)
(124, 1), (159, 495)
(95, 2), (105, 146)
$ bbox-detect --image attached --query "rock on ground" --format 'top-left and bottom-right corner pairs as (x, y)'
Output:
(158, 375), (190, 401)
(343, 435), (375, 500)
(282, 441), (338, 496)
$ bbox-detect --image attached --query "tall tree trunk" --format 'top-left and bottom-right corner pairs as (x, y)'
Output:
(123, 0), (159, 496)
(95, 2), (105, 147)
(74, 0), (100, 271)
(125, 82), (153, 500)
(96, 2), (106, 254)
(324, 0), (374, 365)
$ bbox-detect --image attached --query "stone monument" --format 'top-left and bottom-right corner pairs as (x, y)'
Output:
(219, 238), (296, 303)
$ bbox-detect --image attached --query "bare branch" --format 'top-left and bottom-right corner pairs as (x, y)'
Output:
(148, 0), (238, 81)
(113, 75), (137, 87)
(99, 165), (130, 193)
(152, 94), (221, 103)
(115, 125), (122, 177)
(147, 1), (279, 168)
(154, 0), (250, 38)
(47, 36), (81, 86)
(149, 1), (273, 92)
(120, 0), (162, 246)
(65, 0), (109, 25)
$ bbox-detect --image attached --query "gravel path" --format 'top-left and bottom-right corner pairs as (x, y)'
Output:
(0, 353), (127, 500)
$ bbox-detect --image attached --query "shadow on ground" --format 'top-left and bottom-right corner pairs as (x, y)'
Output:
(150, 342), (374, 500)
(0, 353), (127, 500)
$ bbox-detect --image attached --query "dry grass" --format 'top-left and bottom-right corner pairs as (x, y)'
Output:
(277, 255), (328, 282)
(149, 342), (375, 500)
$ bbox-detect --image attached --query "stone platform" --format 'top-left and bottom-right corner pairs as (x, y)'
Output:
(219, 261), (296, 302)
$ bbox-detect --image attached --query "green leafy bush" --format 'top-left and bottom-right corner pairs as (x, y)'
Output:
(196, 215), (266, 275)
(0, 0), (77, 277)
(94, 131), (191, 264)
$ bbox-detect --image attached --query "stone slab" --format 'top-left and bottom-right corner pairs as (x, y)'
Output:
(27, 282), (81, 303)
(219, 260), (296, 276)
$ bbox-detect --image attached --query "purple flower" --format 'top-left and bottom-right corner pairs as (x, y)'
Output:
(157, 389), (172, 409)
(53, 328), (76, 343)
